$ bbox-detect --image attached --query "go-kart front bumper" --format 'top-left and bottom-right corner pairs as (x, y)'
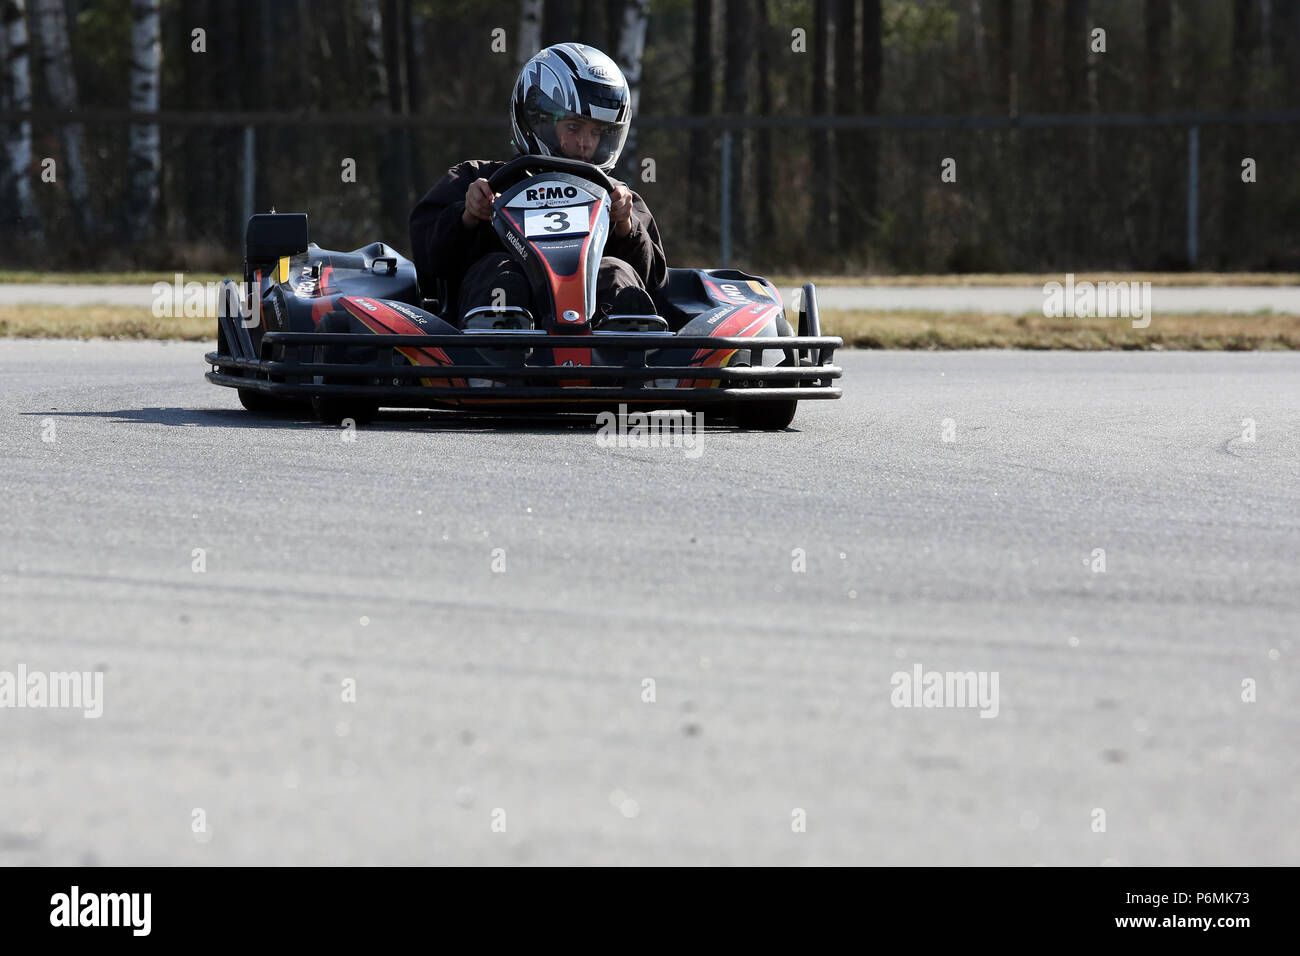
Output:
(205, 330), (843, 408)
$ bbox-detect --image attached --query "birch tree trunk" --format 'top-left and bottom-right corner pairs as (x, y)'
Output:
(0, 13), (6, 225)
(722, 0), (751, 251)
(755, 0), (775, 244)
(519, 0), (543, 67)
(615, 0), (649, 183)
(383, 0), (413, 235)
(860, 0), (882, 242)
(127, 0), (161, 243)
(358, 0), (394, 235)
(833, 0), (856, 248)
(34, 0), (91, 235)
(2, 0), (42, 238)
(808, 0), (831, 251)
(687, 0), (713, 243)
(359, 0), (387, 107)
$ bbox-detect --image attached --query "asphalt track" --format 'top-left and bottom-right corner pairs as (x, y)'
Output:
(1, 341), (1296, 865)
(3, 282), (1300, 314)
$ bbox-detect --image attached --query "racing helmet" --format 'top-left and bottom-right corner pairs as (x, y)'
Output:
(510, 43), (631, 173)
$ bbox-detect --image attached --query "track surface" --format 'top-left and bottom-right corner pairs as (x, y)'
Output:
(4, 282), (1299, 314)
(1, 341), (1296, 865)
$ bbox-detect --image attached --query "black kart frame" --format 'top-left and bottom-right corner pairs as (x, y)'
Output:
(206, 282), (842, 410)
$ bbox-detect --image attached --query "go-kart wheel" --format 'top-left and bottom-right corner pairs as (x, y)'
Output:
(238, 388), (298, 414)
(312, 396), (378, 426)
(731, 399), (797, 431)
(726, 349), (808, 429)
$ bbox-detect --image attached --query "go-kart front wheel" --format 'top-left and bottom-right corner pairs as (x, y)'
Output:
(725, 351), (808, 430)
(731, 398), (797, 431)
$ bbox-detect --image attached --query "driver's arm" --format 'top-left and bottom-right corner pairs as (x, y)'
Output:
(604, 186), (668, 291)
(409, 161), (500, 283)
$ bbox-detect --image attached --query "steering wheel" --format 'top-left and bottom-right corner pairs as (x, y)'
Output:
(487, 154), (616, 195)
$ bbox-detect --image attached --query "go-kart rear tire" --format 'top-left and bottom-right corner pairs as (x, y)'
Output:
(731, 399), (797, 431)
(312, 396), (378, 426)
(238, 388), (298, 414)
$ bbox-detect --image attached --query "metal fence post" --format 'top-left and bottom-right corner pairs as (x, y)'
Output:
(1187, 125), (1199, 266)
(242, 125), (255, 231)
(720, 129), (731, 267)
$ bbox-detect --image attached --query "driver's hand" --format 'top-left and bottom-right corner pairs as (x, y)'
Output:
(462, 178), (497, 227)
(610, 183), (633, 237)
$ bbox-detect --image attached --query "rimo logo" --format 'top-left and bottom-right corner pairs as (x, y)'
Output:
(524, 185), (579, 202)
(50, 886), (151, 936)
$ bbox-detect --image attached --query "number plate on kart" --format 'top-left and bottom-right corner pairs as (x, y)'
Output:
(523, 206), (590, 238)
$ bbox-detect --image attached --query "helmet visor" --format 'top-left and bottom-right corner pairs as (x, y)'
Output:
(523, 88), (630, 172)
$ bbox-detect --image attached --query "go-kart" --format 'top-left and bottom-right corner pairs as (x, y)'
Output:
(205, 155), (842, 429)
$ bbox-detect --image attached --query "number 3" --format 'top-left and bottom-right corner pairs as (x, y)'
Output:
(543, 211), (570, 232)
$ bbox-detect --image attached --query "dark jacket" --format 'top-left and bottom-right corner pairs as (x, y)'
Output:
(408, 159), (667, 305)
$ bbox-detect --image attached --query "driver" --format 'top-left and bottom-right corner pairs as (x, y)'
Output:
(409, 43), (666, 327)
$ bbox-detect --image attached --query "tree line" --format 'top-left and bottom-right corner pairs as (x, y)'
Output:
(2, 0), (1298, 273)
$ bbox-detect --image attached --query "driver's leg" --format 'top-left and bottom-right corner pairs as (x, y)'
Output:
(595, 257), (655, 316)
(456, 253), (533, 327)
